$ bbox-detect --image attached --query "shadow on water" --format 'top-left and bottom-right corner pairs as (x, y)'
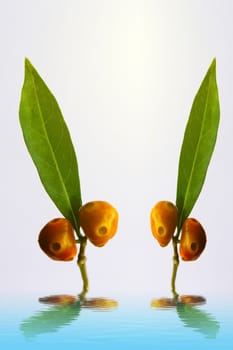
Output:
(151, 295), (220, 339)
(20, 294), (118, 339)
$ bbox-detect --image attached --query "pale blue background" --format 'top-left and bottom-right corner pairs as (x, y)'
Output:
(0, 0), (232, 298)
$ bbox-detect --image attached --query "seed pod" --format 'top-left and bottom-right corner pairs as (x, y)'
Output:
(79, 201), (118, 247)
(179, 218), (206, 261)
(150, 201), (178, 247)
(38, 218), (77, 261)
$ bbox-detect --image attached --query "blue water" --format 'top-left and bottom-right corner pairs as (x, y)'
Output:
(1, 293), (232, 349)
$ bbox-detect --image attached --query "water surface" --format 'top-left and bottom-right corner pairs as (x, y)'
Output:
(1, 293), (232, 349)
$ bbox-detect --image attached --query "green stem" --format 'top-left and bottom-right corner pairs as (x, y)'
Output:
(171, 235), (180, 298)
(77, 236), (89, 298)
(73, 215), (84, 241)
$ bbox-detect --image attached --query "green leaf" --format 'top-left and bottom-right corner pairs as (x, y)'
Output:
(19, 58), (82, 233)
(176, 59), (220, 230)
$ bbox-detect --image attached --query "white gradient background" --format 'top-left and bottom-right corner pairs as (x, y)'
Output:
(1, 0), (233, 298)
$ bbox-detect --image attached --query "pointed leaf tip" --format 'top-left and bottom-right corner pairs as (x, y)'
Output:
(209, 58), (216, 74)
(19, 60), (82, 234)
(24, 57), (31, 70)
(176, 59), (220, 229)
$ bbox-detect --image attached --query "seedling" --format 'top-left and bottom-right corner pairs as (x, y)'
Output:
(19, 59), (118, 297)
(150, 59), (220, 297)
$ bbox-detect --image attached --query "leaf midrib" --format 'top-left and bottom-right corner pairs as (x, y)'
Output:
(30, 69), (79, 232)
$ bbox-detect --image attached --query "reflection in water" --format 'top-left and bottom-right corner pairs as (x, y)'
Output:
(151, 295), (207, 309)
(20, 294), (220, 340)
(176, 302), (220, 339)
(20, 295), (119, 338)
(82, 297), (118, 311)
(20, 296), (81, 338)
(151, 295), (220, 339)
(151, 297), (177, 309)
(179, 295), (206, 305)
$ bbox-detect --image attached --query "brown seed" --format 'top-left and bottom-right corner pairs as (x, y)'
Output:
(179, 218), (206, 261)
(79, 201), (118, 247)
(150, 201), (178, 247)
(38, 218), (77, 261)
